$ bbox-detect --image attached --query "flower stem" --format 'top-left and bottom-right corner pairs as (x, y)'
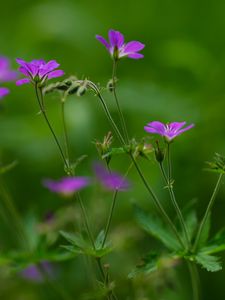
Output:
(160, 144), (190, 248)
(61, 99), (70, 166)
(102, 190), (118, 248)
(187, 261), (200, 300)
(129, 154), (185, 248)
(193, 173), (223, 252)
(34, 85), (70, 173)
(112, 60), (129, 144)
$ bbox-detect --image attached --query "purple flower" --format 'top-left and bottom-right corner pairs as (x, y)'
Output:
(144, 121), (194, 142)
(96, 29), (145, 60)
(0, 87), (9, 99)
(43, 176), (90, 196)
(20, 261), (53, 282)
(0, 56), (17, 82)
(94, 163), (130, 191)
(16, 58), (64, 86)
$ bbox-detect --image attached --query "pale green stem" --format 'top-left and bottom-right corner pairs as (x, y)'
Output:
(130, 154), (185, 248)
(160, 158), (190, 249)
(193, 173), (223, 252)
(61, 100), (70, 166)
(112, 60), (129, 144)
(34, 85), (70, 173)
(187, 261), (200, 300)
(102, 190), (118, 248)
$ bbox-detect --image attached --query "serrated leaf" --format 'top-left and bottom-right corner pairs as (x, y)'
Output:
(134, 205), (181, 251)
(195, 253), (222, 272)
(128, 252), (159, 278)
(60, 231), (88, 249)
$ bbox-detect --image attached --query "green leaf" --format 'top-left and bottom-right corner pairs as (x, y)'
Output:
(195, 253), (222, 272)
(184, 210), (198, 241)
(134, 205), (181, 251)
(128, 252), (159, 278)
(198, 213), (211, 248)
(202, 227), (225, 254)
(101, 147), (127, 159)
(60, 230), (112, 258)
(95, 230), (105, 249)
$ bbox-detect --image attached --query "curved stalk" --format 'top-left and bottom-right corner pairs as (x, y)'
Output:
(187, 261), (200, 300)
(112, 60), (129, 144)
(193, 173), (223, 252)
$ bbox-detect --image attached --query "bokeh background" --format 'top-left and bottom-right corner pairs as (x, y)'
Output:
(0, 0), (225, 299)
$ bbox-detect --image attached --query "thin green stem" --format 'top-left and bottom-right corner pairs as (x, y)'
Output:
(167, 143), (172, 180)
(159, 160), (190, 249)
(34, 85), (70, 173)
(92, 88), (185, 248)
(61, 100), (70, 166)
(102, 190), (118, 248)
(187, 261), (200, 300)
(193, 173), (223, 252)
(112, 60), (129, 144)
(130, 154), (185, 248)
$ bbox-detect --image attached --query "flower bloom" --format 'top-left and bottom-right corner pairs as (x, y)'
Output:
(96, 29), (145, 60)
(144, 121), (194, 141)
(20, 261), (53, 282)
(43, 177), (90, 196)
(16, 58), (64, 86)
(0, 56), (17, 82)
(0, 87), (9, 99)
(94, 163), (130, 191)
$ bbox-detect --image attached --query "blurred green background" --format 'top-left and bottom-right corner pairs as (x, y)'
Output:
(0, 0), (225, 299)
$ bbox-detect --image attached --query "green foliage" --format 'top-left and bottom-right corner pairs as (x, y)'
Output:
(194, 253), (222, 272)
(0, 161), (18, 175)
(60, 230), (112, 258)
(205, 153), (225, 174)
(128, 252), (159, 278)
(134, 205), (181, 251)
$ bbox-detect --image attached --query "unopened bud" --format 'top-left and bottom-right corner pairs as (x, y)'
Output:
(155, 140), (164, 163)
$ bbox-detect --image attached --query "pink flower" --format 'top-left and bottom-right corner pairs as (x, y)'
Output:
(16, 58), (64, 86)
(96, 29), (145, 60)
(144, 121), (194, 141)
(43, 177), (90, 196)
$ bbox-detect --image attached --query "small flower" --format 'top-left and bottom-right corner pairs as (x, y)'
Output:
(94, 163), (130, 191)
(43, 176), (90, 196)
(0, 87), (9, 99)
(144, 121), (194, 142)
(20, 261), (53, 282)
(16, 58), (64, 86)
(96, 29), (145, 60)
(0, 56), (17, 82)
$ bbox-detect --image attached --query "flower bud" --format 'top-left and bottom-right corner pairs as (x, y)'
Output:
(155, 140), (164, 163)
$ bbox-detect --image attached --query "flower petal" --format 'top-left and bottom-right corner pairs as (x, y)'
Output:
(176, 124), (195, 136)
(0, 87), (9, 98)
(47, 70), (64, 79)
(144, 121), (165, 135)
(127, 53), (144, 59)
(108, 29), (124, 48)
(169, 122), (186, 132)
(16, 78), (30, 86)
(39, 60), (60, 77)
(123, 41), (145, 54)
(96, 35), (110, 49)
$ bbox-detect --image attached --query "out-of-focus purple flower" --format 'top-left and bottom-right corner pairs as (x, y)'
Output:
(0, 56), (17, 82)
(144, 121), (194, 142)
(16, 58), (64, 86)
(43, 176), (90, 196)
(94, 163), (130, 191)
(96, 29), (145, 60)
(0, 87), (9, 99)
(20, 261), (53, 282)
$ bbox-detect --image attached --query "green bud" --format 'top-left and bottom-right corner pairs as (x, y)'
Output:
(155, 141), (165, 163)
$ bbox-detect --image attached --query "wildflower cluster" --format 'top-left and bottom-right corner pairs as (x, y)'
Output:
(1, 28), (224, 300)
